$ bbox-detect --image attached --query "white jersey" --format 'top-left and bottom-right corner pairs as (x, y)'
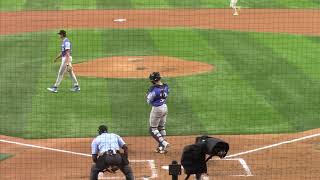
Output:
(61, 38), (71, 57)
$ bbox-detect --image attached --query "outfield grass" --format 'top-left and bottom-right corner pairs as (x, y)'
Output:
(0, 153), (13, 161)
(0, 0), (319, 11)
(0, 29), (319, 138)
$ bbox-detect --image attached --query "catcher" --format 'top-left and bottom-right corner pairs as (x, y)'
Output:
(90, 125), (134, 180)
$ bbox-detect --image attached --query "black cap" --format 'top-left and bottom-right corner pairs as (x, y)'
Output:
(57, 30), (67, 36)
(98, 125), (108, 135)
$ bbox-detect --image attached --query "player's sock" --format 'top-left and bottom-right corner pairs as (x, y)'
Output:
(69, 70), (79, 86)
(149, 127), (165, 144)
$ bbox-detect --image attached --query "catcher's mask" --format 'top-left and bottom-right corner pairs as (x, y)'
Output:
(98, 125), (108, 135)
(149, 72), (161, 82)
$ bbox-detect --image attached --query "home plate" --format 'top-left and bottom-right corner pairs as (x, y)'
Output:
(161, 165), (184, 170)
(113, 18), (127, 22)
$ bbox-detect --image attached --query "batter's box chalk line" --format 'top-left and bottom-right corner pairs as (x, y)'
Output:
(99, 159), (157, 180)
(0, 139), (157, 180)
(1, 132), (320, 179)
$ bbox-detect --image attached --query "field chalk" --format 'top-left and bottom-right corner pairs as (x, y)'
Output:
(226, 133), (320, 158)
(0, 139), (158, 179)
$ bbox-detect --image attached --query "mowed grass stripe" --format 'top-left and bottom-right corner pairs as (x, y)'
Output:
(150, 29), (291, 134)
(201, 30), (296, 133)
(149, 29), (210, 134)
(0, 0), (26, 11)
(96, 0), (131, 9)
(0, 33), (46, 137)
(0, 0), (319, 11)
(25, 0), (97, 10)
(253, 33), (320, 131)
(1, 29), (320, 138)
(202, 30), (320, 132)
(132, 0), (169, 8)
(101, 29), (156, 136)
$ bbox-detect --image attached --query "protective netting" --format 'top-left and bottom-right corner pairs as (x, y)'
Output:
(0, 1), (319, 180)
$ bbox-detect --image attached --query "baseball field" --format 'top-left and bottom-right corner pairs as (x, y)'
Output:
(0, 1), (320, 180)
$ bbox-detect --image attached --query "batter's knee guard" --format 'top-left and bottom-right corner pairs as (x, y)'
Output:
(149, 127), (165, 143)
(158, 126), (166, 137)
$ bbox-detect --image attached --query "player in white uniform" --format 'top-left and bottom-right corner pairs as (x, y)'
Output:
(230, 0), (239, 16)
(47, 30), (80, 93)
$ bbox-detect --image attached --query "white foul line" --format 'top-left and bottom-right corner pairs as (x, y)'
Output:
(0, 139), (91, 157)
(2, 132), (320, 178)
(226, 133), (320, 158)
(212, 158), (253, 176)
(0, 139), (158, 179)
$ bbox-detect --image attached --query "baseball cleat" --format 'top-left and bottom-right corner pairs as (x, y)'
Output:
(47, 86), (58, 93)
(159, 142), (170, 154)
(154, 147), (161, 153)
(233, 12), (239, 16)
(70, 85), (80, 92)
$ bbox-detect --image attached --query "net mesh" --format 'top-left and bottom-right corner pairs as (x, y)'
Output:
(0, 0), (319, 179)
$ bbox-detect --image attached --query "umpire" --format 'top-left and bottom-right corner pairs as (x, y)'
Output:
(90, 125), (134, 180)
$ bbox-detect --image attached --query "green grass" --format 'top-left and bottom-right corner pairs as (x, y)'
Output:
(0, 33), (48, 137)
(0, 29), (320, 138)
(0, 153), (13, 161)
(0, 0), (319, 11)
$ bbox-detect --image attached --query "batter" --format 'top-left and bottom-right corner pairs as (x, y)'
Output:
(146, 72), (170, 154)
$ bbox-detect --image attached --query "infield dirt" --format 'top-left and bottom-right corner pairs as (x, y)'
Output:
(1, 129), (319, 179)
(1, 9), (320, 36)
(73, 56), (214, 78)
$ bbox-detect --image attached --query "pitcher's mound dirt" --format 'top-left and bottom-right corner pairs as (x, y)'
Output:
(73, 56), (214, 78)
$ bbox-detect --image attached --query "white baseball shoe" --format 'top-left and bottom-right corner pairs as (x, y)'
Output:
(233, 12), (239, 16)
(159, 141), (170, 154)
(70, 85), (80, 92)
(47, 86), (58, 93)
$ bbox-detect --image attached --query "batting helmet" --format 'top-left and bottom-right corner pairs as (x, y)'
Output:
(149, 72), (161, 81)
(98, 125), (108, 135)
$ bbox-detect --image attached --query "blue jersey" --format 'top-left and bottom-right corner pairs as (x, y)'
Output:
(61, 38), (71, 57)
(147, 84), (169, 107)
(91, 133), (126, 155)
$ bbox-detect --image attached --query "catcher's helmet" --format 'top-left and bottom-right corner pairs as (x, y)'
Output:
(98, 125), (108, 135)
(149, 72), (161, 81)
